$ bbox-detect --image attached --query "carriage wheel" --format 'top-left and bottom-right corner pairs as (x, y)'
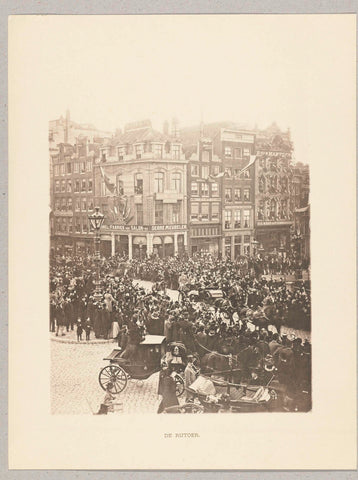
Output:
(98, 365), (127, 394)
(174, 373), (185, 397)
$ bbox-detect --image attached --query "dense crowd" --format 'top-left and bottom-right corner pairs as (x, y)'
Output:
(50, 252), (311, 407)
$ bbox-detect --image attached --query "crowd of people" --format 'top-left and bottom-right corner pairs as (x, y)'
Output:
(50, 252), (311, 410)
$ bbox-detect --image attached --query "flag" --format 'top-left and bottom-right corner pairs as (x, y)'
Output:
(207, 171), (225, 181)
(100, 166), (116, 195)
(237, 155), (257, 176)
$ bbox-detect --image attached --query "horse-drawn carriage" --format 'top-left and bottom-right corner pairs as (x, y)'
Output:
(99, 335), (195, 397)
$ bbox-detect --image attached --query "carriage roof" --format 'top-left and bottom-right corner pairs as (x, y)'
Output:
(140, 335), (166, 346)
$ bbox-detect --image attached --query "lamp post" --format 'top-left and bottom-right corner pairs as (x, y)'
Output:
(88, 206), (105, 301)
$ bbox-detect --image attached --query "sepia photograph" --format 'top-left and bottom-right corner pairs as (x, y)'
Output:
(9, 13), (356, 470)
(49, 113), (311, 415)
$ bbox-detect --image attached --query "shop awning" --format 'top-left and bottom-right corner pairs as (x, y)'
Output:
(153, 236), (162, 245)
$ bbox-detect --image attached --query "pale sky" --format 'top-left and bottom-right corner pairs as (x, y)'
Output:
(12, 14), (355, 164)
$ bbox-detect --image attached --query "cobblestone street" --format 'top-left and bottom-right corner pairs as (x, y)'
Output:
(51, 340), (161, 414)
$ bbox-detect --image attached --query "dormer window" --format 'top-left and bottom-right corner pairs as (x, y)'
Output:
(135, 144), (143, 159)
(154, 144), (163, 158)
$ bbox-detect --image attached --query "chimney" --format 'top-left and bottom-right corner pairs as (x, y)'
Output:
(171, 117), (179, 138)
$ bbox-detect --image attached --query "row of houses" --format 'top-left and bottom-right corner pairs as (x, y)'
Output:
(49, 115), (310, 260)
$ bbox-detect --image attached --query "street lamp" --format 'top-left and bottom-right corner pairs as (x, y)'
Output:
(88, 206), (105, 301)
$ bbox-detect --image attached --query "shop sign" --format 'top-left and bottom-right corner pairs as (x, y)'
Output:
(108, 224), (187, 232)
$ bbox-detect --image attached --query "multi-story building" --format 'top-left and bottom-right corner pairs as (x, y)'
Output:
(94, 120), (188, 258)
(254, 125), (294, 252)
(213, 128), (256, 259)
(50, 137), (99, 255)
(49, 110), (112, 147)
(186, 137), (222, 255)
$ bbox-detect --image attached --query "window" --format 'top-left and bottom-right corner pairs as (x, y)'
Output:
(243, 189), (250, 201)
(75, 199), (81, 211)
(224, 210), (232, 229)
(74, 180), (80, 193)
(54, 165), (59, 176)
(55, 180), (60, 193)
(234, 210), (241, 228)
(135, 144), (143, 159)
(73, 162), (79, 173)
(155, 200), (163, 224)
(81, 179), (86, 192)
(82, 220), (88, 233)
(211, 203), (220, 221)
(191, 165), (199, 176)
(243, 169), (250, 179)
(75, 220), (81, 233)
(86, 161), (92, 172)
(234, 235), (241, 244)
(224, 167), (232, 177)
(61, 218), (67, 232)
(200, 183), (209, 197)
(135, 173), (143, 194)
(67, 180), (72, 193)
(102, 152), (107, 162)
(234, 188), (241, 201)
(88, 180), (92, 192)
(66, 163), (72, 174)
(68, 218), (73, 233)
(191, 203), (199, 221)
(243, 148), (250, 157)
(82, 199), (87, 211)
(68, 198), (72, 210)
(172, 202), (180, 223)
(88, 200), (94, 211)
(118, 146), (125, 159)
(191, 182), (198, 195)
(211, 165), (220, 176)
(154, 144), (162, 158)
(211, 183), (219, 196)
(154, 172), (164, 193)
(136, 204), (143, 225)
(244, 235), (251, 243)
(224, 146), (232, 157)
(61, 180), (66, 192)
(243, 210), (250, 228)
(172, 145), (180, 159)
(80, 162), (86, 173)
(201, 203), (209, 221)
(234, 148), (242, 158)
(61, 198), (67, 211)
(225, 188), (232, 202)
(201, 165), (209, 179)
(171, 173), (181, 192)
(60, 163), (65, 175)
(54, 199), (60, 211)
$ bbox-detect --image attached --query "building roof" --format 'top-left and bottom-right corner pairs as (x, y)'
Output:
(109, 126), (173, 146)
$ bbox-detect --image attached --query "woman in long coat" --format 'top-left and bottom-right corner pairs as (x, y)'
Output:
(157, 366), (179, 413)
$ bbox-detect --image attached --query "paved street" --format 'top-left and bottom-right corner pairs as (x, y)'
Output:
(51, 340), (161, 414)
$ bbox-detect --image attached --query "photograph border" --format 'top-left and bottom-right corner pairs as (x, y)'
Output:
(4, 0), (358, 478)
